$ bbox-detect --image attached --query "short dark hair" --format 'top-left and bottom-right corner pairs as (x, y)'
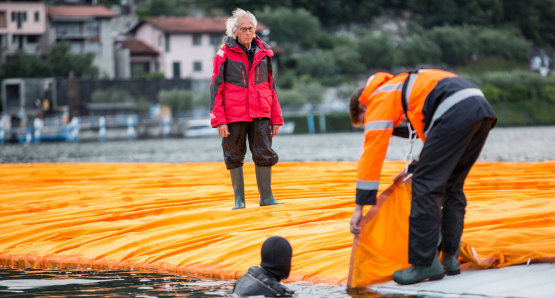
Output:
(349, 87), (364, 128)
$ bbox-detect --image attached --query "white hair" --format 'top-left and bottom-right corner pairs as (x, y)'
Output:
(225, 8), (257, 38)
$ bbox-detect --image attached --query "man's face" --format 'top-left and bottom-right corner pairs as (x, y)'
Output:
(234, 16), (255, 48)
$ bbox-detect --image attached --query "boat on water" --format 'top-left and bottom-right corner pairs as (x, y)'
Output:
(182, 119), (219, 137)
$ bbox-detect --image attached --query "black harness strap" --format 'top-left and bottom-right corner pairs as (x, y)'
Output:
(400, 69), (420, 131)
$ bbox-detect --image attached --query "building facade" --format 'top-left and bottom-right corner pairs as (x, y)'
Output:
(46, 5), (116, 78)
(128, 17), (268, 80)
(0, 0), (48, 61)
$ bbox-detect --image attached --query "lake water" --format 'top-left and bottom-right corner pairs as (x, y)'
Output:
(0, 126), (554, 297)
(1, 126), (554, 163)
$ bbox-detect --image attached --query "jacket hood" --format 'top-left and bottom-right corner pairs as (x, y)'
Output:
(359, 72), (394, 106)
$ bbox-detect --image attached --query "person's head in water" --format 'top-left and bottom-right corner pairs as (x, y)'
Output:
(260, 236), (292, 281)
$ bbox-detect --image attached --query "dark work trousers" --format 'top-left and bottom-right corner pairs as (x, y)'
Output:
(222, 118), (278, 170)
(408, 117), (494, 266)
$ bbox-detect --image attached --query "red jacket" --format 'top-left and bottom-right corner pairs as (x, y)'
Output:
(209, 36), (283, 128)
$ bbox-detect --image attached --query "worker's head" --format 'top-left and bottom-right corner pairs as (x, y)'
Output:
(349, 87), (366, 128)
(349, 72), (394, 128)
(260, 236), (292, 281)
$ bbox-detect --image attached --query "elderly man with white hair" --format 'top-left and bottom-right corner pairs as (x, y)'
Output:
(210, 8), (283, 210)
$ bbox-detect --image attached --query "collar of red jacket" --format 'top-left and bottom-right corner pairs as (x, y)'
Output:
(224, 36), (274, 57)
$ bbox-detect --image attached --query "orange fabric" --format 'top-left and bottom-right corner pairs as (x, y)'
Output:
(348, 183), (412, 288)
(348, 161), (555, 288)
(0, 161), (554, 286)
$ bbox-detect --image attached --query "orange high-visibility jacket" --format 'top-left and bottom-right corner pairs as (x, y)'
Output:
(356, 69), (495, 205)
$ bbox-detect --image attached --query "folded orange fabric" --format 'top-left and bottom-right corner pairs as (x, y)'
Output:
(348, 162), (555, 288)
(0, 161), (553, 286)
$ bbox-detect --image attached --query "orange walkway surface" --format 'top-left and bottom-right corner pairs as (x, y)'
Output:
(0, 161), (554, 285)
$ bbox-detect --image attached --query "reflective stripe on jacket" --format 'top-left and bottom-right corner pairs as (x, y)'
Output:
(209, 36), (283, 128)
(356, 69), (496, 205)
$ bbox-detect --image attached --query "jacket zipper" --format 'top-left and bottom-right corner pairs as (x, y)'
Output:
(242, 69), (246, 86)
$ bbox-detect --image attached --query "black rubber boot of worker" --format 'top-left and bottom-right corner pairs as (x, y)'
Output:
(255, 166), (282, 206)
(393, 234), (445, 285)
(441, 250), (461, 275)
(230, 167), (245, 210)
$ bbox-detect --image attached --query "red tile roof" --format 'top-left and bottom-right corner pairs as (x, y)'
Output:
(48, 6), (116, 18)
(143, 17), (267, 33)
(119, 39), (159, 55)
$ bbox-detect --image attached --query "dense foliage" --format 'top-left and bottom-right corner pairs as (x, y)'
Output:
(0, 43), (98, 80)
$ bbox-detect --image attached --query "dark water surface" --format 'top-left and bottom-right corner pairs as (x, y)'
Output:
(0, 268), (378, 297)
(1, 127), (553, 297)
(1, 126), (554, 163)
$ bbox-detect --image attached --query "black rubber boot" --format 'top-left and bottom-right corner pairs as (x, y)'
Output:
(255, 166), (282, 206)
(230, 167), (245, 210)
(441, 249), (461, 275)
(393, 235), (445, 285)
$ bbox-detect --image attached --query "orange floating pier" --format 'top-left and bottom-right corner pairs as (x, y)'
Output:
(0, 161), (554, 286)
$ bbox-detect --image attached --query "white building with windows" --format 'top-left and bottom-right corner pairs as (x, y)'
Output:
(46, 5), (116, 78)
(127, 17), (268, 80)
(0, 0), (48, 61)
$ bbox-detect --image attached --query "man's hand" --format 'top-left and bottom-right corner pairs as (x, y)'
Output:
(271, 125), (279, 137)
(217, 124), (230, 137)
(350, 204), (364, 235)
(393, 170), (412, 184)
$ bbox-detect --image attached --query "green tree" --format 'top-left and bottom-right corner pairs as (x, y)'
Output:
(332, 45), (365, 75)
(0, 50), (46, 78)
(193, 91), (210, 109)
(136, 0), (191, 18)
(472, 27), (531, 61)
(503, 0), (555, 47)
(399, 34), (442, 67)
(47, 42), (98, 77)
(425, 26), (473, 66)
(255, 7), (321, 50)
(158, 88), (194, 112)
(358, 32), (396, 69)
(295, 50), (336, 77)
(91, 88), (135, 103)
(298, 80), (324, 105)
(278, 88), (305, 108)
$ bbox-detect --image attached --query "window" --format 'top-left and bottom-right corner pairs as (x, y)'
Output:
(192, 34), (201, 46)
(34, 11), (39, 22)
(0, 11), (7, 28)
(172, 61), (180, 78)
(131, 62), (150, 78)
(86, 21), (99, 36)
(158, 34), (162, 47)
(210, 34), (222, 46)
(165, 34), (170, 52)
(56, 22), (81, 38)
(27, 35), (39, 44)
(193, 61), (202, 72)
